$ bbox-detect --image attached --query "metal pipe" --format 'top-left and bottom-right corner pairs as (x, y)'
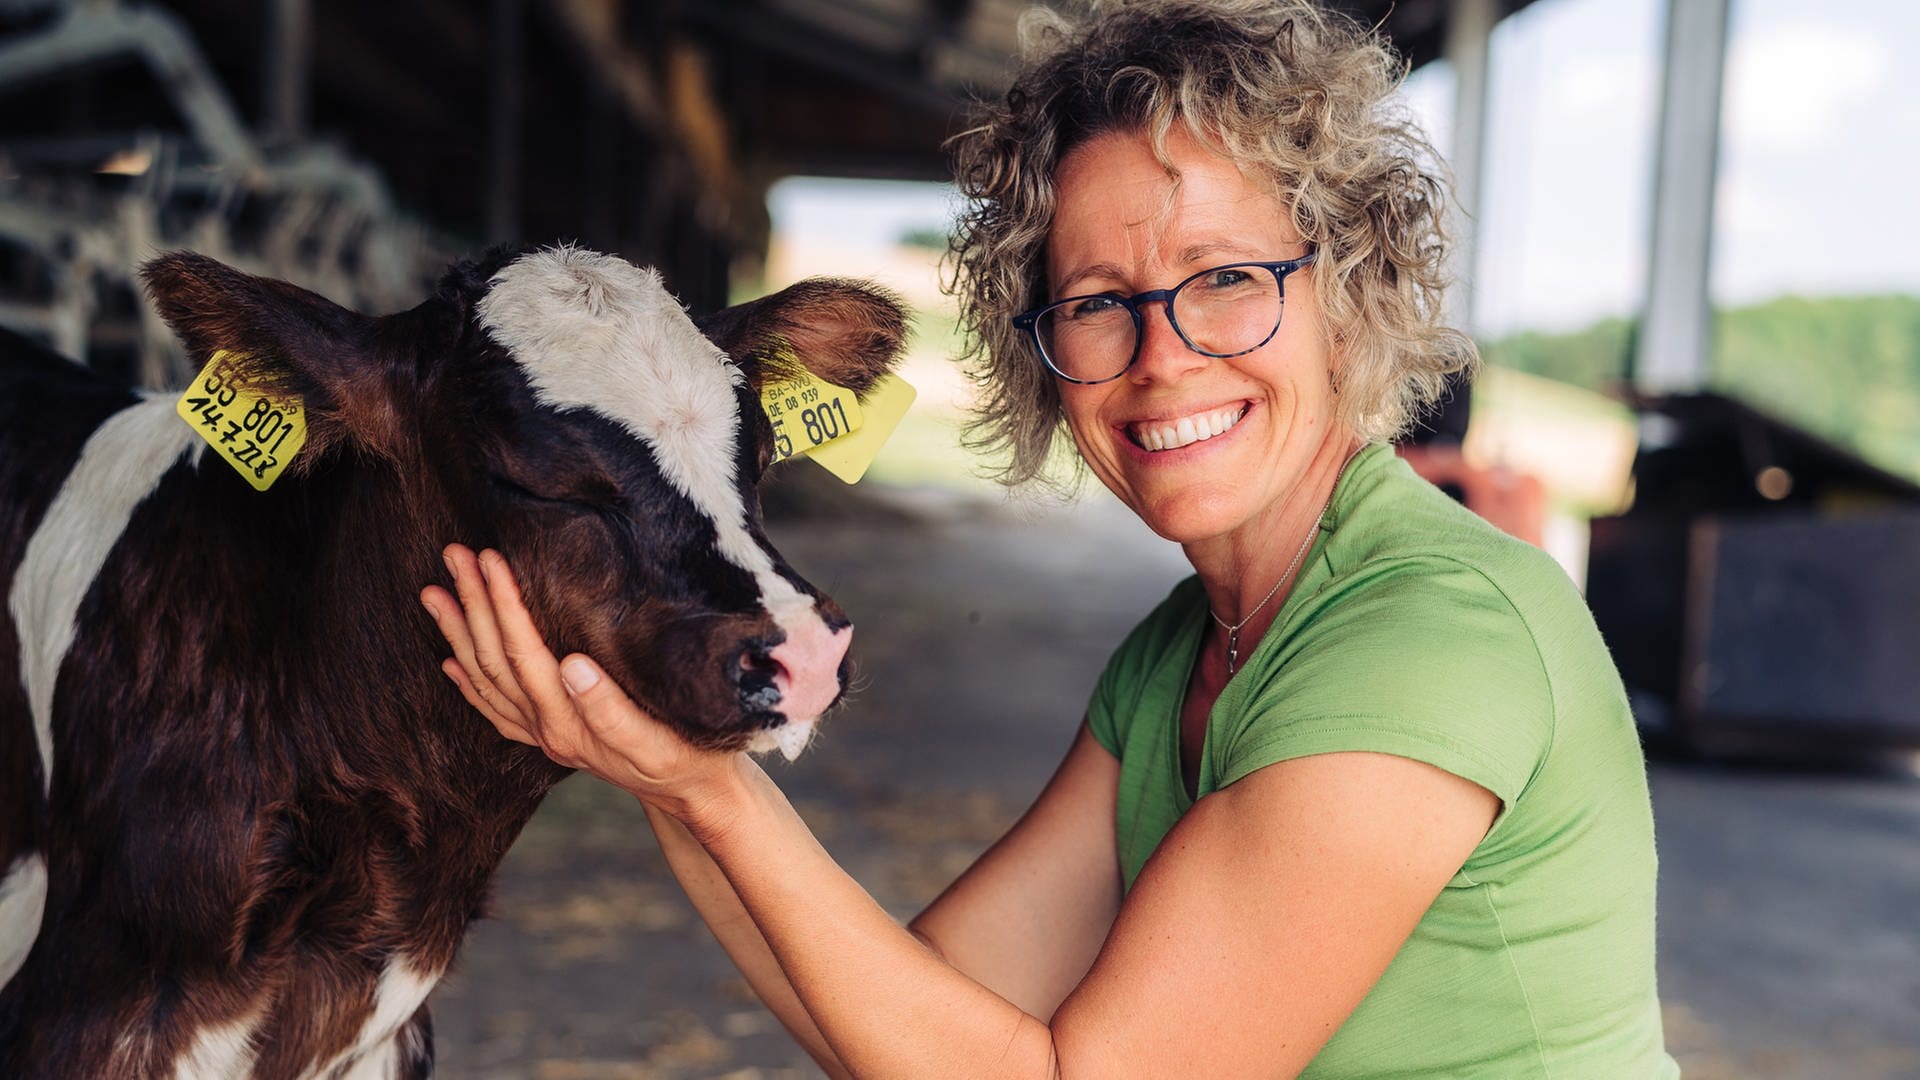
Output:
(0, 5), (261, 175)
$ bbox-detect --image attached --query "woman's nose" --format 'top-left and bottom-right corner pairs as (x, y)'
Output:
(1129, 301), (1206, 382)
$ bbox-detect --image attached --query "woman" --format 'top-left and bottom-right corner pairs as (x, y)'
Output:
(422, 1), (1679, 1074)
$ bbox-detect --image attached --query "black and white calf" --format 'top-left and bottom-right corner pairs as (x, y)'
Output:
(0, 245), (906, 1077)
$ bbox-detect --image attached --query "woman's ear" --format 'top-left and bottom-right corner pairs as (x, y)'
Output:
(141, 251), (398, 461)
(696, 278), (910, 399)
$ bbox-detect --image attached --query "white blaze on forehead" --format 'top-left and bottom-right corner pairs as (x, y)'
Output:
(10, 395), (196, 795)
(0, 852), (48, 989)
(475, 246), (815, 630)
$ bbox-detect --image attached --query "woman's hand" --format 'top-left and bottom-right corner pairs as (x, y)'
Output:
(420, 543), (749, 829)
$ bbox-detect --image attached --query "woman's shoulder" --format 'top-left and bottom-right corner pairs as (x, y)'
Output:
(1221, 445), (1636, 802)
(1324, 445), (1584, 629)
(1278, 446), (1617, 732)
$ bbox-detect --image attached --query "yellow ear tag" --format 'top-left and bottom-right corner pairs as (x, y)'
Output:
(802, 373), (916, 484)
(174, 350), (309, 492)
(761, 369), (865, 466)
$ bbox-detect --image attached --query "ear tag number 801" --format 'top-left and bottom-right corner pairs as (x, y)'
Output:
(762, 370), (865, 466)
(175, 350), (309, 492)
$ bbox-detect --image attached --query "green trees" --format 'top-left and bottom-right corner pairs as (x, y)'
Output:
(1479, 295), (1920, 480)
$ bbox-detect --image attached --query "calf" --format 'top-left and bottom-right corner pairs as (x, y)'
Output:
(0, 245), (906, 1077)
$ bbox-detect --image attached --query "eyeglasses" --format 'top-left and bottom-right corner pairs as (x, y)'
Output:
(1013, 254), (1315, 385)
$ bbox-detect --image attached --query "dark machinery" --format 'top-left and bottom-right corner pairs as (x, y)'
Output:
(1588, 392), (1920, 755)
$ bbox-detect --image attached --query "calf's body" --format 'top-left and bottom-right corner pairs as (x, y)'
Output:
(0, 247), (905, 1077)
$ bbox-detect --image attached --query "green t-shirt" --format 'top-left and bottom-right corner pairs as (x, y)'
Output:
(1088, 443), (1678, 1078)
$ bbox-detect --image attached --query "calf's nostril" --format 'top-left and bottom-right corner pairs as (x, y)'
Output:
(736, 647), (783, 711)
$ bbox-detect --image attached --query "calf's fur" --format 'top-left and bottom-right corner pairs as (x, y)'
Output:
(0, 246), (906, 1077)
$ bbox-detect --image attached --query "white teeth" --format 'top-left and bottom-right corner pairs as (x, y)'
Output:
(1131, 405), (1246, 452)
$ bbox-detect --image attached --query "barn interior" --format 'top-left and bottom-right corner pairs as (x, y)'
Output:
(0, 0), (1520, 380)
(2, 1), (1916, 1076)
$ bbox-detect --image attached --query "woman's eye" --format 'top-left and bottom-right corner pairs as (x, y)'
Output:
(1063, 296), (1126, 320)
(1201, 268), (1254, 289)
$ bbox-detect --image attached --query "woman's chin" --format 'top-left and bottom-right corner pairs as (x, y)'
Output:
(1128, 489), (1254, 546)
(1086, 441), (1272, 545)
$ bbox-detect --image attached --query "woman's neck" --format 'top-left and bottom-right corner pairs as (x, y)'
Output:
(1184, 431), (1365, 664)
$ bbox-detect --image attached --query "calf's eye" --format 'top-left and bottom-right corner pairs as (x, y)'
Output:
(488, 473), (602, 515)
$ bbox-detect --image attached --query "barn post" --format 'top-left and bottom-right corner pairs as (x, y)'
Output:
(1442, 0), (1494, 338)
(262, 0), (311, 145)
(1634, 0), (1733, 394)
(1411, 0), (1496, 445)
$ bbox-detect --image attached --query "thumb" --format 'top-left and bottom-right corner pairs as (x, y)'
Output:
(559, 654), (609, 699)
(559, 654), (668, 746)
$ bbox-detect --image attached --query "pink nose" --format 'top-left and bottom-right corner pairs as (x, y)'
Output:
(766, 618), (852, 723)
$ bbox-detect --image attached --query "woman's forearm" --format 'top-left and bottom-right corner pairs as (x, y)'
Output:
(638, 800), (851, 1078)
(691, 760), (1060, 1080)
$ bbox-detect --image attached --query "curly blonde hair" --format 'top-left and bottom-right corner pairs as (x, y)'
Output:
(946, 0), (1477, 487)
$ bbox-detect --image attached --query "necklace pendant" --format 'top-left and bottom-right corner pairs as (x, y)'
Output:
(1226, 629), (1239, 675)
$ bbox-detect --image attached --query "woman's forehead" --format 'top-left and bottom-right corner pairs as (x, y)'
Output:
(1049, 129), (1297, 282)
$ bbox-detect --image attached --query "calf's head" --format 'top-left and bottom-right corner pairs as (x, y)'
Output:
(142, 245), (908, 758)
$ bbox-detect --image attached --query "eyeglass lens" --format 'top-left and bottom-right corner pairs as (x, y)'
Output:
(1037, 265), (1283, 382)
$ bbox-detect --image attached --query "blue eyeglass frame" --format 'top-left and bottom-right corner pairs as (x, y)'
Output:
(1012, 253), (1317, 385)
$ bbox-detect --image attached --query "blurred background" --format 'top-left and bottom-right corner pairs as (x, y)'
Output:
(2, 0), (1915, 1075)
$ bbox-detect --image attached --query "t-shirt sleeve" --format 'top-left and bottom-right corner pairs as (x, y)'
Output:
(1215, 556), (1555, 810)
(1087, 577), (1201, 757)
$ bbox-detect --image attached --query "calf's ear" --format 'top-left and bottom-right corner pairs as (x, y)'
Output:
(141, 251), (397, 461)
(696, 278), (910, 398)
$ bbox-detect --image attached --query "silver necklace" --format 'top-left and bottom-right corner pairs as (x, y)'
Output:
(1207, 452), (1355, 675)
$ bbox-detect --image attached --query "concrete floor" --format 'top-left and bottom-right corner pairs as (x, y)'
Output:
(429, 486), (1920, 1079)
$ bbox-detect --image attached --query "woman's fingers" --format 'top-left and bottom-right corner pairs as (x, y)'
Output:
(443, 544), (536, 720)
(476, 549), (579, 727)
(431, 546), (617, 773)
(423, 581), (529, 727)
(441, 657), (538, 745)
(429, 547), (737, 806)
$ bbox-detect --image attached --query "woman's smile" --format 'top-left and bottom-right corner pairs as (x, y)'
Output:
(1121, 400), (1252, 453)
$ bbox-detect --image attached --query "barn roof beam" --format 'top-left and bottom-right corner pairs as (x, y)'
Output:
(686, 1), (964, 115)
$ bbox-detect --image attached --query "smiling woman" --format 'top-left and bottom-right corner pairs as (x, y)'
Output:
(1043, 127), (1342, 549)
(429, 2), (1679, 1077)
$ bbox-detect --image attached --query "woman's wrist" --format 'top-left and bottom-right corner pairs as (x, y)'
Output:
(654, 752), (763, 847)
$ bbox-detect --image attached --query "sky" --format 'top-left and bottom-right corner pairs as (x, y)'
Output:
(768, 0), (1920, 340)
